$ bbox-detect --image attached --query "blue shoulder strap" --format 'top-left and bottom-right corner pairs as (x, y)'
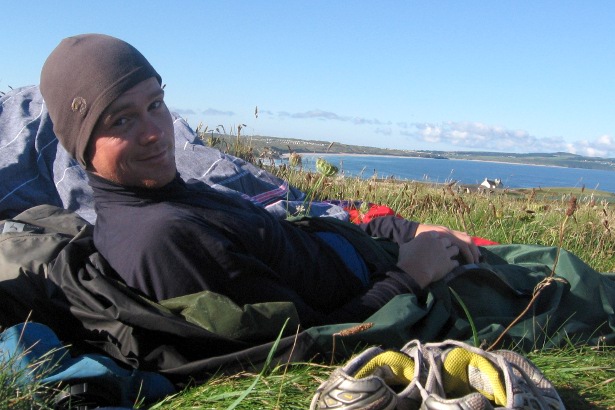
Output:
(0, 322), (175, 408)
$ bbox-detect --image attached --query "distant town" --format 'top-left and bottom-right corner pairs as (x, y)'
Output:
(203, 133), (615, 172)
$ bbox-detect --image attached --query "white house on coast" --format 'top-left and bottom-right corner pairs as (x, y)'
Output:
(480, 178), (502, 189)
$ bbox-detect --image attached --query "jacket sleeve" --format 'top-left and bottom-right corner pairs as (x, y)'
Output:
(358, 216), (419, 244)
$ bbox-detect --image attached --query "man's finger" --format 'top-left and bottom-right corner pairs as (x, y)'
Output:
(459, 243), (480, 264)
(446, 244), (459, 258)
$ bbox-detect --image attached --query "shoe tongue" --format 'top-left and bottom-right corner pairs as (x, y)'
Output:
(442, 347), (507, 406)
(354, 351), (415, 385)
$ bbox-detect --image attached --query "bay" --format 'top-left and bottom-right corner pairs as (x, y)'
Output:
(292, 154), (615, 194)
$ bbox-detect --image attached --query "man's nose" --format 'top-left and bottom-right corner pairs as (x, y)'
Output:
(139, 119), (164, 145)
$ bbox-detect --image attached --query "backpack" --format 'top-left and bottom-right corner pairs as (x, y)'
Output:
(0, 205), (89, 333)
(1, 321), (175, 409)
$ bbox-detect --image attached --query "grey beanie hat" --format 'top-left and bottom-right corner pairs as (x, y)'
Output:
(40, 33), (161, 167)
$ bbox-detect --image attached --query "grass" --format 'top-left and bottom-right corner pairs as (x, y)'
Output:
(529, 344), (615, 409)
(150, 363), (333, 409)
(0, 342), (59, 410)
(149, 345), (615, 409)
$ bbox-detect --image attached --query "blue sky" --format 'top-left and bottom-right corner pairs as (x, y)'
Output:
(3, 1), (614, 158)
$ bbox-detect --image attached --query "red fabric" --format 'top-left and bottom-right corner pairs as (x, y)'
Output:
(471, 237), (499, 246)
(345, 203), (499, 246)
(346, 204), (401, 224)
(362, 205), (399, 223)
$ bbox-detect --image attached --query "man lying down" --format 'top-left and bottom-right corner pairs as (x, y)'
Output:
(39, 33), (481, 328)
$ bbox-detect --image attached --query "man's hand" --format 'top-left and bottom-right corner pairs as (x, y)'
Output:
(396, 231), (462, 288)
(414, 224), (481, 264)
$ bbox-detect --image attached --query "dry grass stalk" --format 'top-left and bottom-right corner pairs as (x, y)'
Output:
(330, 323), (374, 364)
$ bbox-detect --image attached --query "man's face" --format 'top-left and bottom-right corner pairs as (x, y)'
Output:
(87, 77), (176, 188)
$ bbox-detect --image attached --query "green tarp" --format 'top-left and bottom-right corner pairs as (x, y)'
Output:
(305, 245), (615, 359)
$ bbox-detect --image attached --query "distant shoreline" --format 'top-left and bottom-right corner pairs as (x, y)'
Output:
(281, 152), (568, 169)
(276, 152), (615, 195)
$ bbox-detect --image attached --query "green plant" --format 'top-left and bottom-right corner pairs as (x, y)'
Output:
(0, 343), (59, 409)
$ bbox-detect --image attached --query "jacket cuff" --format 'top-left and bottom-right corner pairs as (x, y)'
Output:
(386, 269), (423, 295)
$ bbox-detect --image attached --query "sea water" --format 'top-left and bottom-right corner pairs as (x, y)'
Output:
(290, 154), (615, 193)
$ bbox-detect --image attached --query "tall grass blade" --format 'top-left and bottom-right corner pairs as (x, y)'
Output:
(225, 319), (289, 410)
(449, 287), (479, 347)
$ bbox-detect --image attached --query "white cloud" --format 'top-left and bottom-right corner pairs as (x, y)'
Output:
(597, 134), (613, 145)
(566, 134), (615, 157)
(172, 108), (198, 116)
(375, 127), (393, 136)
(276, 109), (385, 126)
(289, 109), (344, 121)
(404, 121), (615, 157)
(203, 108), (235, 116)
(408, 121), (554, 151)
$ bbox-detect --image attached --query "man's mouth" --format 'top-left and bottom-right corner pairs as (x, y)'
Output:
(141, 149), (168, 162)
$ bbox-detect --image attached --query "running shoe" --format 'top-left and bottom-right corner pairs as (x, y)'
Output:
(415, 340), (565, 409)
(310, 344), (425, 409)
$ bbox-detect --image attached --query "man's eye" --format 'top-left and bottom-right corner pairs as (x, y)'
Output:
(150, 100), (162, 110)
(113, 117), (128, 127)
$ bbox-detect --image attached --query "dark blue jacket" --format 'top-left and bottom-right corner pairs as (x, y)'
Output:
(90, 173), (420, 326)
